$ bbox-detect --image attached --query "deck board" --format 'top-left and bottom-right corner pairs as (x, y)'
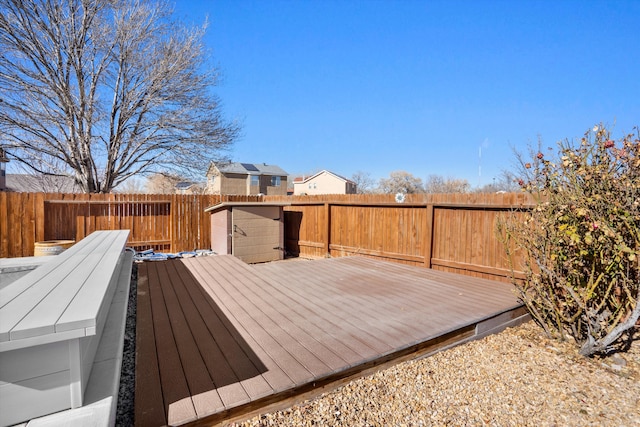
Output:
(146, 259), (198, 425)
(248, 260), (402, 355)
(134, 263), (166, 427)
(186, 258), (318, 385)
(136, 255), (526, 426)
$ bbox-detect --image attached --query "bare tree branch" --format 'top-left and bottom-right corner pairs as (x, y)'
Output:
(351, 170), (375, 194)
(378, 170), (424, 194)
(0, 0), (237, 193)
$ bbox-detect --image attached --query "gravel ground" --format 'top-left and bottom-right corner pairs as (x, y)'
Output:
(116, 262), (137, 427)
(231, 322), (640, 427)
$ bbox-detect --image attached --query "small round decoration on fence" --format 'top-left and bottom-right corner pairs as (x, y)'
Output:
(395, 192), (406, 203)
(34, 240), (75, 257)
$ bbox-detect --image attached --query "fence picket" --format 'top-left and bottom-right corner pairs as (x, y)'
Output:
(1, 192), (532, 282)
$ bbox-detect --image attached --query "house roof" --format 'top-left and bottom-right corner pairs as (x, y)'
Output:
(293, 170), (354, 185)
(4, 174), (81, 193)
(208, 162), (288, 177)
(175, 181), (197, 190)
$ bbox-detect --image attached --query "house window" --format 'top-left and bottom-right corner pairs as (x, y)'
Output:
(271, 176), (281, 186)
(251, 175), (260, 186)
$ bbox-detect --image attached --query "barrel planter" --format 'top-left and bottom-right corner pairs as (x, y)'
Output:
(34, 240), (75, 256)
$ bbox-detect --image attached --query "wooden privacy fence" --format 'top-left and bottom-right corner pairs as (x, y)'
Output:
(1, 192), (533, 282)
(265, 193), (534, 282)
(0, 192), (261, 258)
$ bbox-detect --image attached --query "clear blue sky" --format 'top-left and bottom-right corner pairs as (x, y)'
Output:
(174, 0), (639, 186)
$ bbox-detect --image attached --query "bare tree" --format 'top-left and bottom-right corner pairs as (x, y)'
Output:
(145, 173), (183, 194)
(350, 170), (375, 194)
(475, 171), (521, 193)
(0, 0), (237, 193)
(378, 170), (424, 194)
(115, 176), (146, 193)
(423, 174), (471, 194)
(8, 156), (82, 192)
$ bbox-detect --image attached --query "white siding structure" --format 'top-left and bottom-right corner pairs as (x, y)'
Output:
(293, 170), (356, 195)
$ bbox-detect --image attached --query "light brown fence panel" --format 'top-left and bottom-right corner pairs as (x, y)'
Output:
(430, 206), (513, 280)
(172, 194), (198, 252)
(426, 193), (531, 281)
(329, 204), (426, 266)
(1, 192), (39, 257)
(278, 193), (533, 282)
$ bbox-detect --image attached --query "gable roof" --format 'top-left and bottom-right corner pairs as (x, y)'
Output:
(208, 162), (288, 177)
(4, 174), (81, 193)
(294, 170), (354, 185)
(175, 181), (197, 190)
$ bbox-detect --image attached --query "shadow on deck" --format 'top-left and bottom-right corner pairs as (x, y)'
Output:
(135, 255), (528, 426)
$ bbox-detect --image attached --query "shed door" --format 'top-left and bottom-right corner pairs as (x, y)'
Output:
(232, 206), (283, 263)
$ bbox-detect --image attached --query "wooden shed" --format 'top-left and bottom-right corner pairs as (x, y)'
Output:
(205, 202), (289, 264)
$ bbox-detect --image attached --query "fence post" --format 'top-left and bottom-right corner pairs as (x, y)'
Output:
(423, 203), (434, 268)
(170, 194), (175, 253)
(35, 193), (45, 244)
(324, 202), (331, 257)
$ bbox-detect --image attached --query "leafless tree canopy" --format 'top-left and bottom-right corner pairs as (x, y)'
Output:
(145, 172), (183, 194)
(0, 0), (237, 193)
(474, 170), (521, 193)
(378, 170), (424, 194)
(423, 174), (471, 194)
(351, 170), (375, 194)
(114, 176), (145, 193)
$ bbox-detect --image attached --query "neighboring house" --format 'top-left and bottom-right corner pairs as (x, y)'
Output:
(206, 162), (288, 196)
(293, 170), (357, 195)
(2, 174), (81, 193)
(0, 149), (82, 192)
(175, 181), (204, 194)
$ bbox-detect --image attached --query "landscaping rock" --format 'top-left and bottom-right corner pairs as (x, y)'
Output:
(232, 322), (640, 426)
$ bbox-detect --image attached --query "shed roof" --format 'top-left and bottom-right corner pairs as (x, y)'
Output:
(204, 201), (291, 213)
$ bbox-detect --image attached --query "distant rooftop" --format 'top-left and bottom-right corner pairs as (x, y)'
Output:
(4, 174), (81, 193)
(210, 162), (288, 176)
(175, 181), (196, 190)
(295, 170), (355, 184)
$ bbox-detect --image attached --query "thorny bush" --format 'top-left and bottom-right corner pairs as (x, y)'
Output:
(500, 124), (640, 356)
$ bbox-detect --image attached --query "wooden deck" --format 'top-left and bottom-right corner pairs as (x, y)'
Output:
(135, 255), (527, 426)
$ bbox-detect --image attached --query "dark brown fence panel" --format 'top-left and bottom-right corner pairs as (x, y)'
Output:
(43, 195), (172, 252)
(283, 203), (326, 258)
